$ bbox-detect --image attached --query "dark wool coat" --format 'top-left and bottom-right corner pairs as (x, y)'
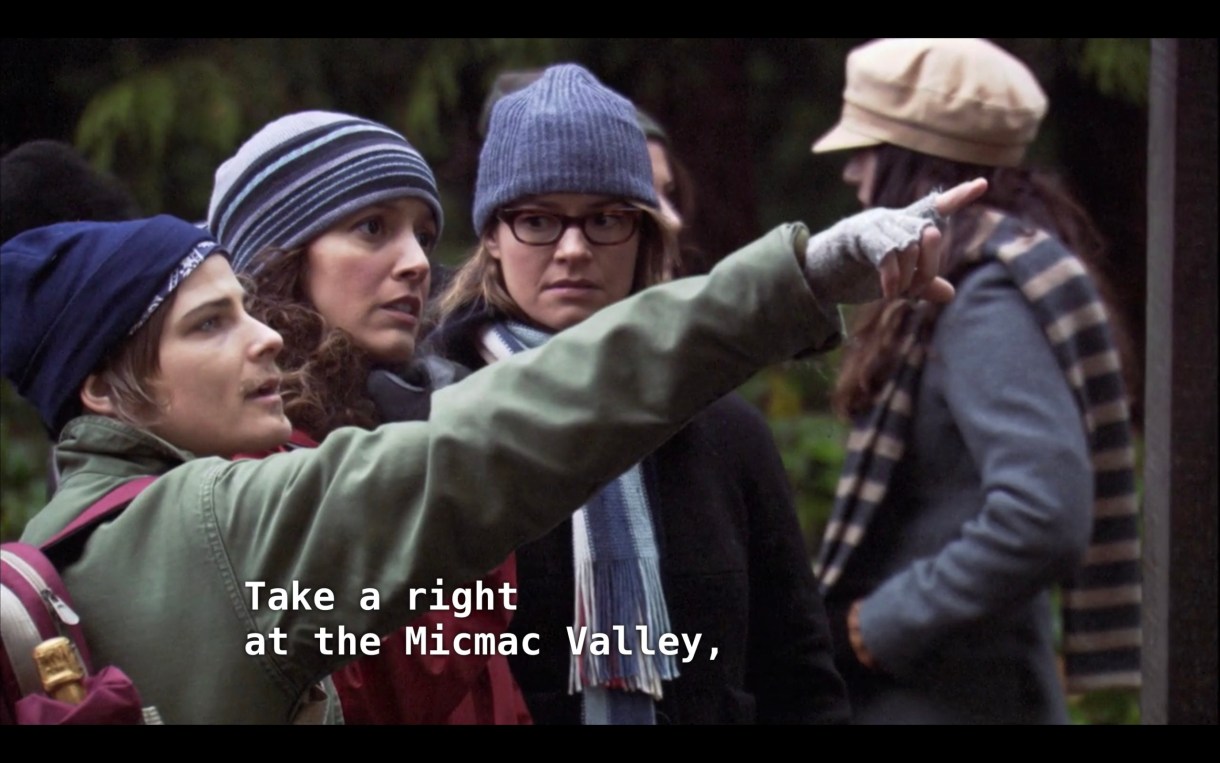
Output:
(427, 303), (850, 725)
(825, 258), (1095, 724)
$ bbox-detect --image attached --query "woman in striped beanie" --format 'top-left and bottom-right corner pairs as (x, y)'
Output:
(810, 38), (1140, 723)
(207, 112), (529, 724)
(208, 111), (451, 437)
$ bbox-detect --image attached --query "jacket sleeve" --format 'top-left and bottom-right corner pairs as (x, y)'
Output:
(199, 224), (844, 692)
(856, 261), (1093, 676)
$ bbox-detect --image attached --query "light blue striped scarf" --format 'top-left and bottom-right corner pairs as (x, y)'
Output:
(481, 320), (679, 725)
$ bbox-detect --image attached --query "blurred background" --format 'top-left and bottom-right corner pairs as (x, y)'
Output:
(1, 38), (1151, 721)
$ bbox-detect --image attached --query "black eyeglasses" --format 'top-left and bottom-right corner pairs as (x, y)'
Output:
(497, 208), (642, 246)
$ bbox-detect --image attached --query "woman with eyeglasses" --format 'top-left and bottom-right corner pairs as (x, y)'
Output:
(429, 63), (861, 725)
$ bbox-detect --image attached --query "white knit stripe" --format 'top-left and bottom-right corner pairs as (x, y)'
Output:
(1063, 628), (1143, 652)
(994, 226), (1050, 265)
(478, 326), (516, 362)
(842, 523), (865, 546)
(1065, 364), (1085, 394)
(960, 210), (1006, 258)
(1094, 493), (1140, 518)
(846, 425), (878, 452)
(819, 565), (842, 588)
(875, 433), (905, 461)
(1090, 399), (1131, 427)
(859, 479), (886, 505)
(569, 507), (593, 693)
(236, 147), (421, 258)
(218, 123), (398, 236)
(1077, 349), (1124, 378)
(1022, 255), (1085, 301)
(1063, 583), (1143, 609)
(834, 473), (859, 499)
(891, 388), (914, 415)
(1066, 671), (1142, 692)
(1064, 349), (1122, 392)
(823, 519), (846, 543)
(1093, 446), (1137, 472)
(1046, 301), (1108, 345)
(1083, 540), (1141, 565)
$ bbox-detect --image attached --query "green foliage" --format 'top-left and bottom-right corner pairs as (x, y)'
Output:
(1069, 688), (1142, 725)
(75, 56), (243, 218)
(1081, 39), (1150, 106)
(738, 363), (847, 553)
(1, 381), (49, 542)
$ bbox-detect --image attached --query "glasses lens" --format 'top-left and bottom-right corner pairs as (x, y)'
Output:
(510, 212), (562, 244)
(503, 208), (641, 246)
(584, 211), (639, 245)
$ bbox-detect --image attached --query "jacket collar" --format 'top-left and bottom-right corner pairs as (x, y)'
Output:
(56, 415), (195, 476)
(22, 416), (195, 545)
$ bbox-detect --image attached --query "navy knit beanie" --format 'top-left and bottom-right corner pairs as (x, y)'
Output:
(208, 111), (443, 274)
(1, 215), (220, 437)
(473, 64), (657, 235)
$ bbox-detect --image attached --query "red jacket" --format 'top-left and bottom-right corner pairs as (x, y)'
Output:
(239, 430), (531, 725)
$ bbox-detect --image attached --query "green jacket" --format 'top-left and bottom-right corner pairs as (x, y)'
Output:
(22, 224), (839, 723)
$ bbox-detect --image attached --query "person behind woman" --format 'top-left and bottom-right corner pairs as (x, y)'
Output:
(429, 63), (961, 725)
(810, 38), (1140, 723)
(207, 110), (532, 724)
(635, 108), (711, 277)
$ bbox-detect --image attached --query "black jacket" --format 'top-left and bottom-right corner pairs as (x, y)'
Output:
(427, 303), (849, 724)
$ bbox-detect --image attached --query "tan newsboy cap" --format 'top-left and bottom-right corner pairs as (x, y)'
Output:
(812, 38), (1048, 167)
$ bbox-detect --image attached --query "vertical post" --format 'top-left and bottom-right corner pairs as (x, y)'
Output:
(1142, 37), (1218, 725)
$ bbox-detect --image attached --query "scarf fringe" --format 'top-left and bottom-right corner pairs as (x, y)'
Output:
(570, 555), (678, 699)
(482, 320), (677, 722)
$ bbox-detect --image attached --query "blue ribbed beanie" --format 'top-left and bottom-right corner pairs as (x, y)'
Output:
(208, 111), (443, 273)
(473, 64), (657, 235)
(1, 216), (220, 436)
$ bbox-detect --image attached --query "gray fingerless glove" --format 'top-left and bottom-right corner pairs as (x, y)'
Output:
(803, 192), (945, 304)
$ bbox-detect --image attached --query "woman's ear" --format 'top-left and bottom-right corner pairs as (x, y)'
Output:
(485, 230), (502, 260)
(79, 373), (118, 417)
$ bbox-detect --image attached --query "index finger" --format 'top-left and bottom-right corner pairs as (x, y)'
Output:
(934, 178), (989, 217)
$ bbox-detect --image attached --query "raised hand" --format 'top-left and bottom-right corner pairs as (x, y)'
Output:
(803, 178), (989, 305)
(879, 178), (988, 303)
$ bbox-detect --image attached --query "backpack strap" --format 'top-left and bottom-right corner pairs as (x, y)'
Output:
(42, 476), (157, 552)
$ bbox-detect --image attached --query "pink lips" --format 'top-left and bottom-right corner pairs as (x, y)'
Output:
(244, 375), (282, 402)
(545, 278), (598, 293)
(380, 294), (424, 327)
(381, 294), (422, 325)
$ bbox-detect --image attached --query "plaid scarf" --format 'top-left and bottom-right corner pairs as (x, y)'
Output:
(815, 211), (1141, 692)
(480, 321), (678, 724)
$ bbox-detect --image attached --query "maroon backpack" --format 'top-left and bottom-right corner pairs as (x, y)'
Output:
(1, 477), (156, 724)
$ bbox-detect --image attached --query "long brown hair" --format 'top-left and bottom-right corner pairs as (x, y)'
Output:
(435, 201), (677, 326)
(244, 246), (379, 440)
(833, 145), (1137, 420)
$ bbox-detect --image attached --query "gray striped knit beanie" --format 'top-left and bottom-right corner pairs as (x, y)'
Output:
(473, 64), (656, 235)
(208, 111), (442, 273)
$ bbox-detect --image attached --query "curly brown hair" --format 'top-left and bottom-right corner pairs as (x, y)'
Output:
(243, 246), (380, 441)
(833, 145), (1139, 423)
